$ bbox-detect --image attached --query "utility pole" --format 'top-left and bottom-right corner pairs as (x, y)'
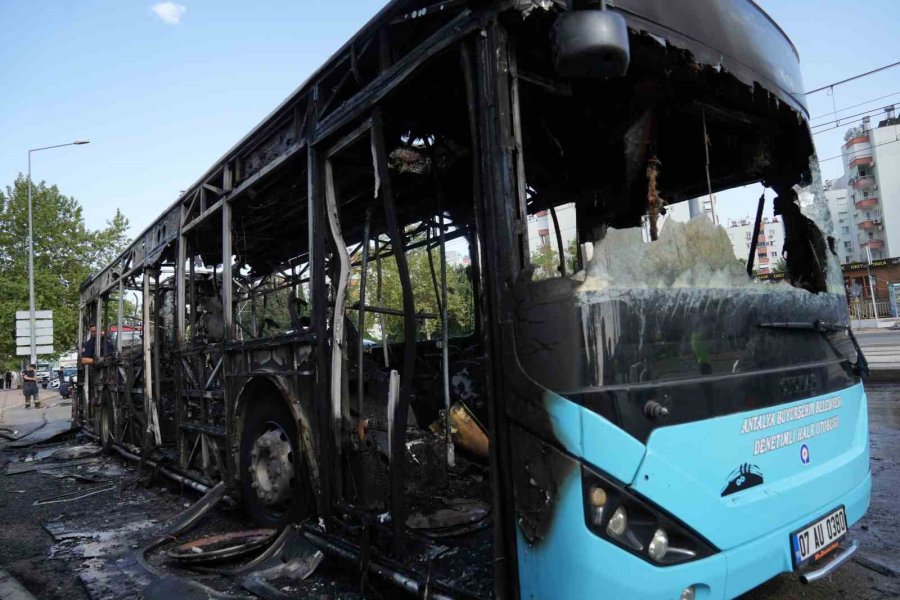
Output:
(866, 245), (879, 320)
(26, 140), (90, 363)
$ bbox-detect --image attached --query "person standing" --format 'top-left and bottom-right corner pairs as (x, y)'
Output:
(22, 364), (40, 409)
(5, 371), (13, 390)
(81, 326), (97, 365)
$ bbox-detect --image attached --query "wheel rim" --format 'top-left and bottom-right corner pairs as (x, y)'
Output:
(248, 423), (295, 507)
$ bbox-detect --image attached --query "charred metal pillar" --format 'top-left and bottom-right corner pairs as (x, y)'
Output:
(472, 22), (523, 599)
(357, 205), (372, 424)
(221, 166), (236, 481)
(91, 297), (103, 421)
(323, 154), (351, 489)
(372, 110), (416, 559)
(176, 204), (188, 467)
(152, 270), (162, 428)
(222, 171), (234, 341)
(176, 206), (187, 347)
(307, 92), (333, 516)
(144, 267), (161, 446)
(117, 280), (125, 355)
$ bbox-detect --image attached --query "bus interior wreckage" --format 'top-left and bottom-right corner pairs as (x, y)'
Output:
(76, 0), (835, 597)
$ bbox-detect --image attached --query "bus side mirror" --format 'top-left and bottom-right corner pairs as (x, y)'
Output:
(552, 9), (630, 79)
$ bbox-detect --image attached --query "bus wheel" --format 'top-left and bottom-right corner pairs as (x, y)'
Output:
(239, 400), (310, 528)
(98, 393), (115, 452)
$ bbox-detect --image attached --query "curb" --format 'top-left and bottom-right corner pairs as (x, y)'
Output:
(0, 570), (37, 600)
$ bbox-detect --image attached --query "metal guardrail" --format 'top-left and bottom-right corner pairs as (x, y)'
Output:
(850, 300), (893, 320)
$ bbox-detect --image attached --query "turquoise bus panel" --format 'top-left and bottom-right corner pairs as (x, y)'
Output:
(544, 390), (646, 484)
(630, 384), (869, 549)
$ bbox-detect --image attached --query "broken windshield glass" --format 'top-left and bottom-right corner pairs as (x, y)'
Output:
(515, 210), (855, 394)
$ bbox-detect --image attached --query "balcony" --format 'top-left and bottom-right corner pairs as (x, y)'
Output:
(858, 220), (879, 230)
(860, 239), (885, 250)
(855, 197), (879, 209)
(849, 155), (874, 169)
(851, 176), (876, 190)
(845, 134), (869, 148)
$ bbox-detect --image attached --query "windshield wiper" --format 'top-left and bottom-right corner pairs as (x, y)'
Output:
(757, 320), (869, 378)
(758, 320), (847, 333)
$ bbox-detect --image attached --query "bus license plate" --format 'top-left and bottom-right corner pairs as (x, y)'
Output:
(791, 506), (847, 567)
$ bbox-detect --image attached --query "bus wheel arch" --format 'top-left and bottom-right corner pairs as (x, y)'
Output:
(234, 375), (317, 527)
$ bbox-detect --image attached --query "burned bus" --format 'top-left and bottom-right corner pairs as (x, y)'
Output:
(76, 1), (870, 598)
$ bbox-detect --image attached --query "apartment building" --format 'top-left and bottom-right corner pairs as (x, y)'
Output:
(822, 180), (858, 264)
(724, 216), (786, 274)
(842, 106), (900, 260)
(527, 203), (577, 257)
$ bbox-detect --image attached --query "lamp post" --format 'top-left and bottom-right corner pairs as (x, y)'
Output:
(27, 140), (90, 364)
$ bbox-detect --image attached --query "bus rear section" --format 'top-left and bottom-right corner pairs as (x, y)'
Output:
(499, 1), (871, 598)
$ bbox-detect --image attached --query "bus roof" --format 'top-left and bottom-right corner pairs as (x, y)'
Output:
(82, 0), (805, 302)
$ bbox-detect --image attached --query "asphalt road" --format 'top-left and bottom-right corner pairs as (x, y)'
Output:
(741, 384), (900, 600)
(856, 330), (900, 375)
(0, 386), (897, 599)
(855, 331), (900, 348)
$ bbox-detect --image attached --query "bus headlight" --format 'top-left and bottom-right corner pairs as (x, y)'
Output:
(581, 466), (717, 565)
(607, 506), (628, 536)
(588, 485), (607, 525)
(648, 528), (669, 561)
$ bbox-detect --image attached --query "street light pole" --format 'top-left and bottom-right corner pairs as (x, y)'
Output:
(26, 140), (90, 365)
(866, 245), (879, 322)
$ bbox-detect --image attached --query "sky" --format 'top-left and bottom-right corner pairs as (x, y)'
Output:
(1, 0), (899, 239)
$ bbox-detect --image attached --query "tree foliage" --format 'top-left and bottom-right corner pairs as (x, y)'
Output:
(0, 174), (130, 367)
(530, 237), (581, 280)
(350, 233), (475, 342)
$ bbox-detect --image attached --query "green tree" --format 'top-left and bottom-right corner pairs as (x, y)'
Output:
(566, 238), (580, 274)
(0, 174), (130, 363)
(531, 244), (560, 279)
(350, 233), (475, 342)
(774, 257), (787, 273)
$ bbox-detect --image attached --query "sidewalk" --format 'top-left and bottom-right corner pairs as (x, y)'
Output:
(0, 388), (71, 445)
(852, 318), (899, 330)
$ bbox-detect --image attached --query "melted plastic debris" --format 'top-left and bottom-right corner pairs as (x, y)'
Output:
(582, 216), (802, 291)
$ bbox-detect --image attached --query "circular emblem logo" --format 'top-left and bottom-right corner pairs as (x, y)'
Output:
(800, 444), (810, 464)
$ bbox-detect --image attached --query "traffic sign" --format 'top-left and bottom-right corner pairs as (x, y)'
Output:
(15, 310), (52, 320)
(16, 336), (53, 346)
(14, 310), (54, 356)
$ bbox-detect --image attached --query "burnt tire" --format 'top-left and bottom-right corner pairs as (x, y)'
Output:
(239, 399), (310, 528)
(97, 392), (115, 452)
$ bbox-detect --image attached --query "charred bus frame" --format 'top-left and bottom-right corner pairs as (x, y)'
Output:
(77, 1), (820, 597)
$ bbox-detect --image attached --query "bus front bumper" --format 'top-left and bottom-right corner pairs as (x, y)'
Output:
(516, 469), (871, 600)
(722, 469), (870, 598)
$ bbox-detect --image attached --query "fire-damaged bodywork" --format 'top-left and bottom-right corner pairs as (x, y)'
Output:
(75, 1), (863, 598)
(611, 0), (806, 114)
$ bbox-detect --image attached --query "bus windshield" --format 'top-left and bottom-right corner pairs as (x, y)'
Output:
(508, 52), (861, 434)
(515, 209), (855, 393)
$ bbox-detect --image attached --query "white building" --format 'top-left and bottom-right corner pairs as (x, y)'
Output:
(723, 216), (786, 274)
(841, 107), (900, 260)
(823, 180), (858, 264)
(527, 203), (578, 259)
